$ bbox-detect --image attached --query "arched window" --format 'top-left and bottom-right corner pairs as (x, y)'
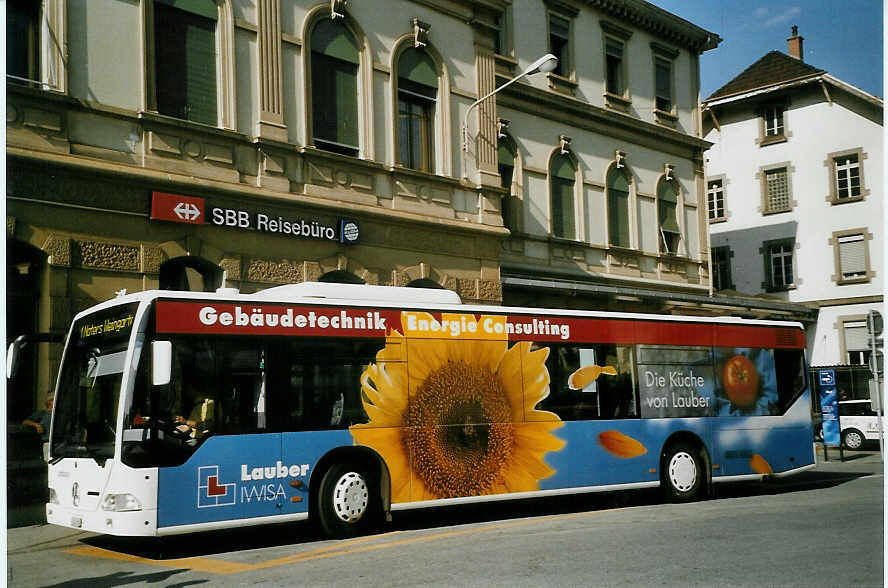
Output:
(498, 138), (517, 230)
(154, 0), (219, 126)
(658, 179), (681, 254)
(550, 153), (575, 240)
(311, 18), (360, 156)
(159, 257), (222, 292)
(397, 48), (437, 172)
(607, 167), (630, 247)
(318, 270), (364, 284)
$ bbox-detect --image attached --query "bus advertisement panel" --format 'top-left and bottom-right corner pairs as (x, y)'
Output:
(43, 287), (813, 539)
(144, 299), (811, 534)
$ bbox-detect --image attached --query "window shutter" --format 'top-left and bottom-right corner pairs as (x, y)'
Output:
(655, 60), (670, 98)
(498, 143), (515, 165)
(658, 183), (679, 233)
(154, 3), (218, 126)
(551, 155), (574, 180)
(551, 155), (575, 240)
(608, 170), (630, 247)
(158, 0), (217, 20)
(550, 15), (570, 39)
(838, 234), (867, 277)
(399, 49), (437, 94)
(185, 19), (218, 126)
(312, 20), (359, 64)
(551, 177), (575, 239)
(844, 321), (868, 351)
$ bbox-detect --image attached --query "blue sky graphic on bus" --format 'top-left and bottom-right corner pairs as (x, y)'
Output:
(158, 432), (352, 528)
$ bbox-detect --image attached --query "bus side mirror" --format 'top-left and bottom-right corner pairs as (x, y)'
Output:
(6, 335), (26, 379)
(152, 341), (172, 386)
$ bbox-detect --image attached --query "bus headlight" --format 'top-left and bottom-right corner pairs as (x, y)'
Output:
(48, 488), (59, 504)
(101, 493), (142, 512)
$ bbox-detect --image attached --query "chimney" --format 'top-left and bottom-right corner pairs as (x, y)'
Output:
(787, 25), (804, 61)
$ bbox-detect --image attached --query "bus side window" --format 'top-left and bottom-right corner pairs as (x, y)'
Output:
(273, 338), (377, 432)
(774, 348), (806, 415)
(215, 343), (265, 435)
(537, 343), (638, 421)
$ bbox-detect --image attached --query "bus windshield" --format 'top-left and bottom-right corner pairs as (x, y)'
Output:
(51, 303), (139, 462)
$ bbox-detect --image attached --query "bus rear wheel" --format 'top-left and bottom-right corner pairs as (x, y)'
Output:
(663, 442), (705, 502)
(317, 462), (379, 539)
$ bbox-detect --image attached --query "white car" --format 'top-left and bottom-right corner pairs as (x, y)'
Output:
(838, 400), (887, 450)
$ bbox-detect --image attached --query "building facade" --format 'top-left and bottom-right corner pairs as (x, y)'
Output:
(6, 0), (725, 419)
(702, 28), (883, 398)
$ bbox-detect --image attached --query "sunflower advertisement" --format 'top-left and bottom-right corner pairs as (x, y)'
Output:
(350, 312), (567, 502)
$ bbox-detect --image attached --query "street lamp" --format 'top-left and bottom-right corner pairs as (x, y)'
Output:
(462, 53), (558, 175)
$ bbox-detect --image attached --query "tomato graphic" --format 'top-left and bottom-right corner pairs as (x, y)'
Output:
(722, 354), (760, 409)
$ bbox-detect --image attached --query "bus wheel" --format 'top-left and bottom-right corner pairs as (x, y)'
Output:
(317, 462), (378, 539)
(842, 429), (865, 451)
(663, 442), (705, 502)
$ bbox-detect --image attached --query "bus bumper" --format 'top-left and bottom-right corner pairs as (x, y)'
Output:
(46, 503), (158, 536)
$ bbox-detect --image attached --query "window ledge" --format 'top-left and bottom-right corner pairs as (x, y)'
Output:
(762, 207), (792, 216)
(760, 134), (787, 147)
(708, 217), (728, 224)
(548, 235), (585, 246)
(495, 54), (518, 77)
(139, 110), (241, 138)
(830, 195), (865, 205)
(837, 277), (871, 286)
(658, 252), (692, 262)
(766, 285), (796, 293)
(547, 73), (577, 96)
(604, 91), (632, 111)
(607, 244), (636, 255)
(654, 108), (678, 124)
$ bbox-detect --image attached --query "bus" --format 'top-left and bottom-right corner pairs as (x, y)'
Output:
(31, 282), (814, 539)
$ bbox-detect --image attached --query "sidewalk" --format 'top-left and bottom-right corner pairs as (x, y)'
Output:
(813, 445), (884, 475)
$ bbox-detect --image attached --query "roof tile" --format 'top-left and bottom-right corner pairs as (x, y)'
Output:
(705, 51), (825, 101)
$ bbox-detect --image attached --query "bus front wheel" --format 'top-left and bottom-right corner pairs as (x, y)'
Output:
(663, 442), (705, 502)
(317, 462), (379, 539)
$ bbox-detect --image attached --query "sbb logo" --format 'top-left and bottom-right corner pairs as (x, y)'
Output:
(211, 207), (252, 228)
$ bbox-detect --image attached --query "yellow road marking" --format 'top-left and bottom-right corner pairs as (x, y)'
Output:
(64, 509), (612, 575)
(64, 545), (255, 574)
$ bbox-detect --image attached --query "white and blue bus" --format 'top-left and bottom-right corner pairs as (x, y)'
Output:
(34, 282), (814, 538)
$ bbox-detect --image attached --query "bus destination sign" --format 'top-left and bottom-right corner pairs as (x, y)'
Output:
(150, 191), (360, 245)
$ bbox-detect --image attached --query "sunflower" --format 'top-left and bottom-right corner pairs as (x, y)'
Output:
(350, 312), (565, 502)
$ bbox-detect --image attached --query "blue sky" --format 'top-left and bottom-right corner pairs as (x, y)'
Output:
(650, 1), (884, 99)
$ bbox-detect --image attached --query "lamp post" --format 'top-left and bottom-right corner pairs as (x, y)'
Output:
(462, 53), (558, 178)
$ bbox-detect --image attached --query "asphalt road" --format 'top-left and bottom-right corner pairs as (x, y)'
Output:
(6, 450), (884, 587)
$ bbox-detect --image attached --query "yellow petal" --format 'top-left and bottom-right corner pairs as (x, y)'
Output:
(750, 454), (773, 474)
(601, 365), (618, 376)
(598, 430), (647, 458)
(568, 365), (602, 389)
(497, 342), (529, 422)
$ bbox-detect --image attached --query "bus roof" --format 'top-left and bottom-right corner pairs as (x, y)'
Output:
(77, 283), (805, 331)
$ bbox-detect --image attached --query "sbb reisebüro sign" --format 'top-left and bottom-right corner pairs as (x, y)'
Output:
(150, 191), (360, 245)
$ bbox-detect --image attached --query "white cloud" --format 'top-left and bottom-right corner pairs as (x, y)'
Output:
(760, 6), (802, 28)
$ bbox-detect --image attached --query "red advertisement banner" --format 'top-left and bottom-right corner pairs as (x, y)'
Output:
(155, 301), (805, 348)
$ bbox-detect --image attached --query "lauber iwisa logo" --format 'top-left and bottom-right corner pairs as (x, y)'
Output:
(198, 465), (236, 508)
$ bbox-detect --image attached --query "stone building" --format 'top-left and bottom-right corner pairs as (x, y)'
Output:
(7, 0), (728, 419)
(702, 27), (883, 398)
